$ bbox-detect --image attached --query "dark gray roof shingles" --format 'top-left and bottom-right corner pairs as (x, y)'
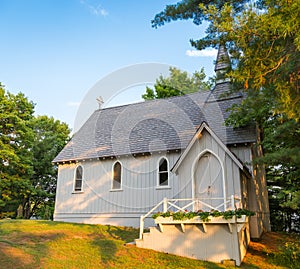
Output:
(215, 45), (230, 72)
(53, 85), (256, 163)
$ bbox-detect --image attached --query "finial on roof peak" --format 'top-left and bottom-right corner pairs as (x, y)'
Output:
(96, 96), (104, 109)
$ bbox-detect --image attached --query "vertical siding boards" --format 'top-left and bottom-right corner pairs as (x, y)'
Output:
(54, 130), (245, 225)
(225, 151), (243, 206)
(54, 152), (182, 223)
(229, 145), (253, 174)
(55, 163), (76, 213)
(176, 149), (192, 199)
(174, 129), (243, 210)
(225, 155), (233, 203)
(233, 163), (242, 202)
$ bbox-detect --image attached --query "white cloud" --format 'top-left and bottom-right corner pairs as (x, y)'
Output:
(80, 0), (108, 17)
(67, 101), (81, 107)
(186, 49), (218, 57)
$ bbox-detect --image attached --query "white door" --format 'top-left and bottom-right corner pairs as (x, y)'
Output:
(194, 152), (225, 211)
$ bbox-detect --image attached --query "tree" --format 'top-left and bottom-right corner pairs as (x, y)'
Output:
(198, 0), (300, 231)
(152, 0), (300, 231)
(142, 66), (211, 100)
(24, 116), (70, 219)
(152, 0), (300, 119)
(0, 83), (35, 218)
(262, 118), (300, 232)
(0, 84), (70, 219)
(196, 1), (300, 119)
(152, 0), (248, 29)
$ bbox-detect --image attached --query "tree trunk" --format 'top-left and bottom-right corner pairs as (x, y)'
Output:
(22, 198), (31, 219)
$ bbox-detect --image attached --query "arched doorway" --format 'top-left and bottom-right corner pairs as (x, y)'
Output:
(194, 152), (225, 211)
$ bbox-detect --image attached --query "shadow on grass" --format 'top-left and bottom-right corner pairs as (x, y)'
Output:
(106, 225), (139, 243)
(90, 225), (140, 266)
(0, 231), (63, 269)
(36, 221), (140, 243)
(156, 252), (226, 269)
(38, 220), (93, 227)
(266, 251), (300, 269)
(92, 237), (118, 265)
(240, 262), (260, 268)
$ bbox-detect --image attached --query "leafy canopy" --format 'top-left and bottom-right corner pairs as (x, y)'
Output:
(152, 0), (300, 231)
(152, 0), (300, 119)
(0, 83), (70, 219)
(142, 66), (211, 100)
(0, 84), (35, 217)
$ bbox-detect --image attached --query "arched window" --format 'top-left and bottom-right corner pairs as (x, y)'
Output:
(158, 157), (169, 186)
(112, 161), (122, 189)
(74, 165), (83, 192)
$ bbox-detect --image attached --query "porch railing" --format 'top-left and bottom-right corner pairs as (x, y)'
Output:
(139, 195), (241, 239)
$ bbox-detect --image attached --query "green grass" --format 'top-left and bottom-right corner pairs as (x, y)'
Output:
(0, 219), (298, 269)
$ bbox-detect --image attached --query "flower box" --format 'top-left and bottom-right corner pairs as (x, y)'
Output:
(154, 215), (249, 233)
(236, 215), (249, 223)
(154, 215), (242, 224)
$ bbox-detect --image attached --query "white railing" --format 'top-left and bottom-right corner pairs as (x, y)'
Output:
(139, 195), (241, 239)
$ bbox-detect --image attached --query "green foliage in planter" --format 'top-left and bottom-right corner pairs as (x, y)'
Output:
(184, 211), (199, 219)
(210, 210), (223, 218)
(235, 208), (255, 218)
(197, 211), (211, 222)
(152, 209), (254, 222)
(222, 210), (236, 220)
(172, 212), (188, 220)
(152, 211), (171, 219)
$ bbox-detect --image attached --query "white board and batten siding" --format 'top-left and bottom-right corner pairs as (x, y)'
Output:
(229, 145), (253, 174)
(54, 152), (181, 227)
(175, 130), (243, 209)
(55, 128), (246, 227)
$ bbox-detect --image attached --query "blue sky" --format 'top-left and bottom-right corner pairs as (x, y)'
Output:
(0, 0), (217, 130)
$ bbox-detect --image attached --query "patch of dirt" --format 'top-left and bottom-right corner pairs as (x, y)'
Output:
(0, 242), (33, 265)
(250, 232), (283, 253)
(242, 232), (286, 269)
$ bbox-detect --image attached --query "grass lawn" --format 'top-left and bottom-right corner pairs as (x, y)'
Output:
(0, 219), (299, 269)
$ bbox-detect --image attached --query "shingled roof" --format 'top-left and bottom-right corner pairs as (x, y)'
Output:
(53, 45), (256, 163)
(215, 44), (230, 72)
(53, 84), (256, 163)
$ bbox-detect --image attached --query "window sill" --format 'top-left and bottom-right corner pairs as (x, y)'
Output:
(72, 191), (84, 194)
(110, 189), (123, 192)
(156, 186), (171, 190)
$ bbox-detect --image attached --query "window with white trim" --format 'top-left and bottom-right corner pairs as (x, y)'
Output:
(158, 157), (169, 186)
(112, 161), (122, 189)
(74, 165), (83, 192)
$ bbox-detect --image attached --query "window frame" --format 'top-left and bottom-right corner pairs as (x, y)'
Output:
(111, 161), (122, 191)
(73, 165), (84, 193)
(157, 157), (170, 188)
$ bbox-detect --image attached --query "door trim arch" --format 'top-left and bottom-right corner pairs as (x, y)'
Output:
(191, 149), (227, 210)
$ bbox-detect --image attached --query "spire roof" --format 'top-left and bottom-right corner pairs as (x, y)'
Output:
(214, 45), (230, 72)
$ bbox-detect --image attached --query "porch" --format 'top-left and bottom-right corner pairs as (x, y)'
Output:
(135, 196), (250, 266)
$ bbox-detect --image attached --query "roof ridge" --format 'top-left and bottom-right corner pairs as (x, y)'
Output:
(96, 90), (209, 112)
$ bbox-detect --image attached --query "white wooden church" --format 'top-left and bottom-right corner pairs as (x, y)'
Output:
(53, 46), (270, 265)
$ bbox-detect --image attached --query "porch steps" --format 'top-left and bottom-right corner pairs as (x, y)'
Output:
(135, 222), (249, 266)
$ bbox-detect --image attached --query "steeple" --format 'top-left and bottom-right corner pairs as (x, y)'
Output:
(206, 44), (242, 102)
(215, 44), (231, 84)
(215, 44), (230, 72)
